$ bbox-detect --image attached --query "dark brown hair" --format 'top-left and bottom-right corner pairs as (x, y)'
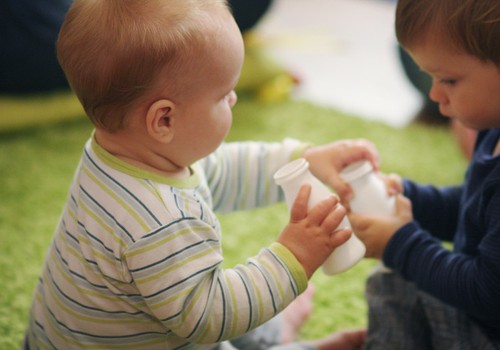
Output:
(396, 0), (500, 64)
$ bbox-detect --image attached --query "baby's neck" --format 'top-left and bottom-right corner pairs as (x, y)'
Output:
(94, 129), (190, 180)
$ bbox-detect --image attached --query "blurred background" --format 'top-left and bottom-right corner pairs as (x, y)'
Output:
(249, 0), (421, 128)
(0, 0), (422, 130)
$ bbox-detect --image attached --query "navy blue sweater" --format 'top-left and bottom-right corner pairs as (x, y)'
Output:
(384, 127), (500, 341)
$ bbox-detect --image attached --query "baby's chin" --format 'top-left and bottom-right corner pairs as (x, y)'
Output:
(437, 106), (451, 119)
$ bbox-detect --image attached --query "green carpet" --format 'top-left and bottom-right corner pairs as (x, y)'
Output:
(0, 94), (467, 348)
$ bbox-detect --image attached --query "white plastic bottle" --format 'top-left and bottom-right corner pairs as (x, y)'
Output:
(273, 158), (366, 275)
(340, 160), (395, 273)
(339, 160), (395, 216)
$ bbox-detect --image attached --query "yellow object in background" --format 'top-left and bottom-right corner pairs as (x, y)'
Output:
(236, 32), (298, 103)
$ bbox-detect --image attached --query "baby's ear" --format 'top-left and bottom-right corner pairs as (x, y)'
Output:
(146, 99), (176, 143)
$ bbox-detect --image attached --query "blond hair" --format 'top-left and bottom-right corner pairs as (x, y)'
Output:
(396, 0), (500, 64)
(57, 0), (229, 132)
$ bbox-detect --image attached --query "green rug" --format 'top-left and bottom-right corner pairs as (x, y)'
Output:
(0, 94), (467, 348)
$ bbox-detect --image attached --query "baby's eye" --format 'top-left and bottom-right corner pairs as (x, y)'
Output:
(440, 78), (457, 86)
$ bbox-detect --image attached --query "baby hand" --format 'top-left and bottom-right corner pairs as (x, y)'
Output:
(303, 139), (380, 203)
(277, 184), (352, 278)
(379, 172), (404, 196)
(348, 194), (412, 259)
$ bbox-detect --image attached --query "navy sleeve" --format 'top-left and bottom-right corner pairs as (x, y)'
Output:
(403, 180), (462, 241)
(384, 129), (500, 336)
(383, 189), (500, 323)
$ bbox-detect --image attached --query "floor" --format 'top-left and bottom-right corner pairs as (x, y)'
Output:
(254, 0), (423, 128)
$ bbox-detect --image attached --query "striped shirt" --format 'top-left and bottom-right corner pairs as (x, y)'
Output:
(26, 135), (309, 349)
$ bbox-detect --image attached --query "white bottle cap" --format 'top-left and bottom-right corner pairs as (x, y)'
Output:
(339, 160), (373, 183)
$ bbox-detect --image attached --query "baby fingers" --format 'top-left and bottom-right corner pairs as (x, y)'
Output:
(306, 195), (340, 225)
(321, 203), (348, 233)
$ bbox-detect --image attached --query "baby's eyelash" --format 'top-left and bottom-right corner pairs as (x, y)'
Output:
(440, 78), (457, 85)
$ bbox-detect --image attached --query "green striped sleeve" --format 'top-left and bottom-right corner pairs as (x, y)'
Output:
(268, 242), (308, 294)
